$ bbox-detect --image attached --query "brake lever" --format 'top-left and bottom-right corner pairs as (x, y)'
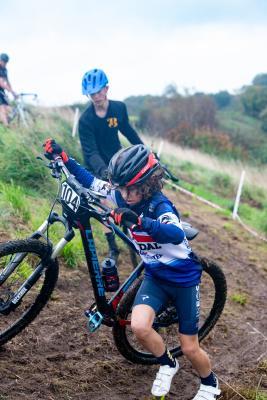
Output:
(45, 160), (62, 179)
(163, 166), (179, 183)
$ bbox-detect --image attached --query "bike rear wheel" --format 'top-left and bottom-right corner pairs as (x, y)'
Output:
(0, 239), (58, 346)
(113, 257), (227, 365)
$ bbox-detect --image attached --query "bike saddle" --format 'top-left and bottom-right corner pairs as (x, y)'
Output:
(181, 221), (199, 241)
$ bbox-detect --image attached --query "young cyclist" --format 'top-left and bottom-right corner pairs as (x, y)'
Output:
(43, 139), (221, 399)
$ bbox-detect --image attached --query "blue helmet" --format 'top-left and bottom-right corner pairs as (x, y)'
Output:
(82, 68), (108, 95)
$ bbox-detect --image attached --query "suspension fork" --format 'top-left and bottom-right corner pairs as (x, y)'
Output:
(0, 213), (70, 286)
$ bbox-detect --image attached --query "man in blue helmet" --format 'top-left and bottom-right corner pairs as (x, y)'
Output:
(79, 68), (143, 260)
(0, 53), (17, 126)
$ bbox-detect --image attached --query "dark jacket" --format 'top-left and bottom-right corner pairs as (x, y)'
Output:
(78, 100), (143, 178)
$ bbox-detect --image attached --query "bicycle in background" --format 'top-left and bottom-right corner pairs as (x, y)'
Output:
(8, 93), (38, 127)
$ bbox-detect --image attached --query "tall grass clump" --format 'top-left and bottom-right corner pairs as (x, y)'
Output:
(259, 209), (267, 235)
(0, 112), (83, 196)
(0, 129), (49, 192)
(0, 182), (30, 223)
(142, 135), (267, 236)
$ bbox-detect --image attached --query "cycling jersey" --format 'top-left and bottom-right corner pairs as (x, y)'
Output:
(0, 65), (8, 95)
(0, 91), (8, 106)
(66, 158), (202, 287)
(78, 100), (143, 178)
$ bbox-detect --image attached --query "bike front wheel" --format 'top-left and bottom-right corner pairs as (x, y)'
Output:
(0, 239), (59, 346)
(113, 257), (227, 365)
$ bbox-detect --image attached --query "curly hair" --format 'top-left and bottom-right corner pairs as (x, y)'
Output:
(137, 166), (165, 200)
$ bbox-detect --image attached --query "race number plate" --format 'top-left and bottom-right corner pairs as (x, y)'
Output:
(60, 182), (80, 213)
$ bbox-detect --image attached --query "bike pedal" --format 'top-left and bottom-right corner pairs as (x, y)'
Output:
(85, 307), (103, 333)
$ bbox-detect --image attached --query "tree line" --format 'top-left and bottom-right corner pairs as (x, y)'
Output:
(124, 74), (267, 164)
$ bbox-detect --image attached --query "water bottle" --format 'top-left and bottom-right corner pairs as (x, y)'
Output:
(101, 258), (120, 292)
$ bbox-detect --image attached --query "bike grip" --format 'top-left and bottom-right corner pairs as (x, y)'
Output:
(163, 165), (179, 182)
(109, 211), (133, 229)
(168, 171), (179, 182)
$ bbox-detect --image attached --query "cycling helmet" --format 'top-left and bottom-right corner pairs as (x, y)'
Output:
(82, 68), (108, 95)
(0, 53), (9, 63)
(108, 145), (160, 187)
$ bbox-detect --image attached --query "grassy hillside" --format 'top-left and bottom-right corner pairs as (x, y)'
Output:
(217, 104), (267, 163)
(1, 107), (267, 247)
(126, 93), (267, 164)
(0, 108), (266, 399)
(144, 136), (267, 237)
(0, 110), (108, 267)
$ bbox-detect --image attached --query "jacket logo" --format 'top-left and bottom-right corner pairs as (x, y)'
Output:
(137, 242), (162, 251)
(107, 117), (118, 128)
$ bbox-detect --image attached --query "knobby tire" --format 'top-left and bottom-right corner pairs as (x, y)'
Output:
(0, 239), (59, 346)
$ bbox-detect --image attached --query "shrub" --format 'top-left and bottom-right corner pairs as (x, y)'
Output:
(241, 86), (267, 117)
(212, 91), (232, 109)
(209, 173), (233, 195)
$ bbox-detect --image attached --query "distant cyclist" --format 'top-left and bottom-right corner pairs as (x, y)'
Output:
(0, 53), (17, 126)
(79, 68), (143, 260)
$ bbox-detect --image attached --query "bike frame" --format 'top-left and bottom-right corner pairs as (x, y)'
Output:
(37, 210), (144, 331)
(0, 206), (144, 332)
(8, 93), (37, 127)
(0, 155), (195, 327)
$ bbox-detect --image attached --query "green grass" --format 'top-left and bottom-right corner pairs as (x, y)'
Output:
(0, 113), (83, 194)
(230, 293), (248, 306)
(217, 108), (263, 139)
(239, 204), (267, 235)
(0, 107), (266, 260)
(11, 261), (33, 282)
(239, 389), (267, 400)
(217, 106), (267, 163)
(161, 153), (267, 237)
(0, 182), (30, 223)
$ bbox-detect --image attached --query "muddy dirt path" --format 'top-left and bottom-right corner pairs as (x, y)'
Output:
(0, 189), (266, 399)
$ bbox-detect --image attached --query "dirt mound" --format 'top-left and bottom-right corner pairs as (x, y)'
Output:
(0, 189), (266, 399)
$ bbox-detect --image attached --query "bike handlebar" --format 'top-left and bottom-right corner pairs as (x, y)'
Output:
(49, 156), (112, 218)
(154, 153), (179, 183)
(47, 152), (179, 227)
(161, 164), (179, 183)
(18, 93), (38, 100)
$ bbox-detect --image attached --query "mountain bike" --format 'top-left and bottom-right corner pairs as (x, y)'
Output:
(0, 156), (227, 365)
(8, 93), (37, 127)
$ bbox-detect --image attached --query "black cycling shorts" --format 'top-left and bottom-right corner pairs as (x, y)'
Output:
(0, 91), (9, 106)
(133, 276), (200, 335)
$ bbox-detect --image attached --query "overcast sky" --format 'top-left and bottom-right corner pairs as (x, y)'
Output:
(1, 0), (267, 105)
